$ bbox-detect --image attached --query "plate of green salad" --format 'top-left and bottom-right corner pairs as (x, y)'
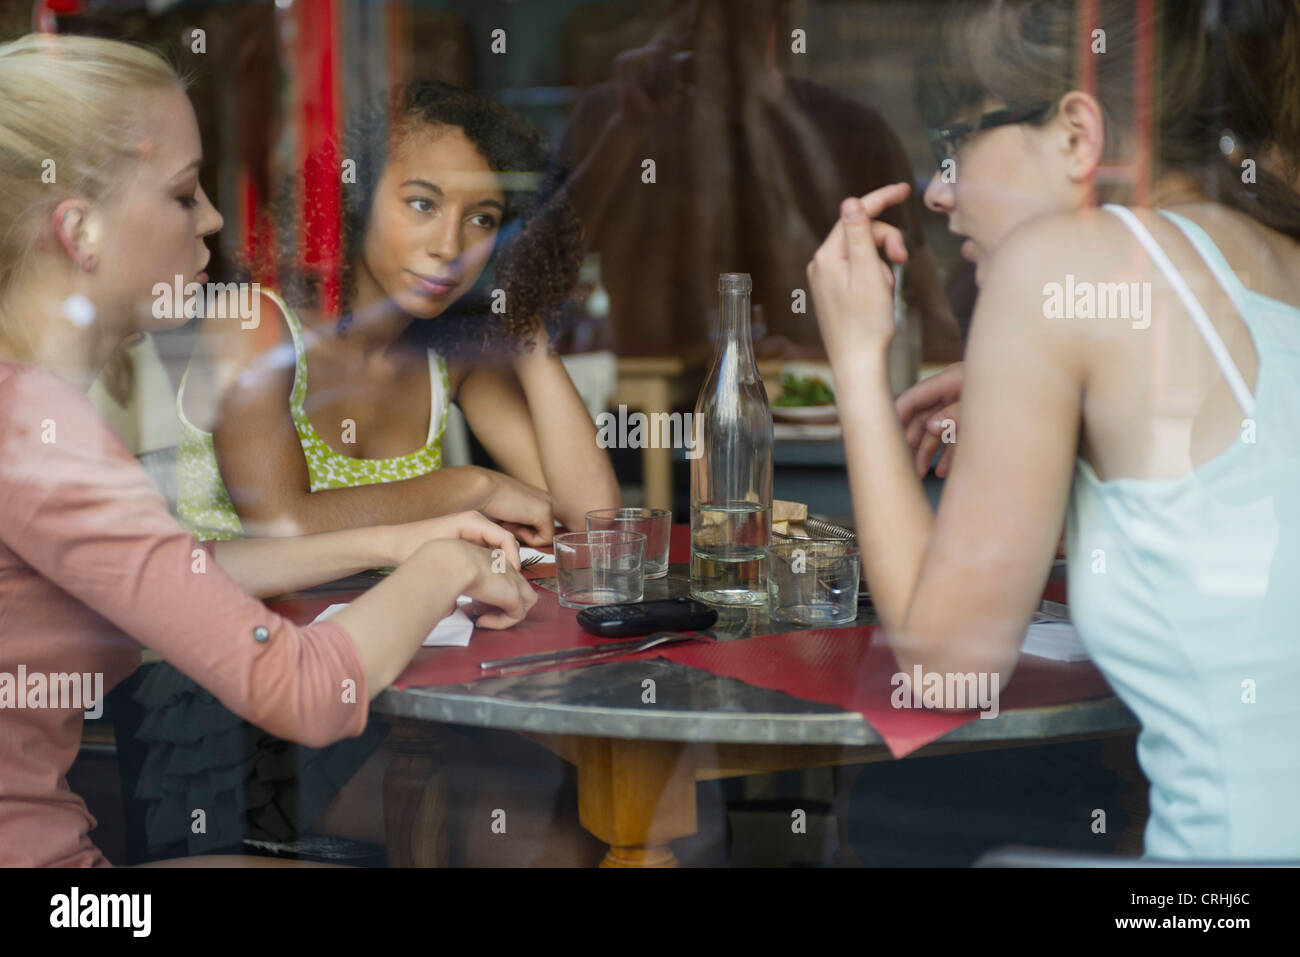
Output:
(772, 369), (838, 422)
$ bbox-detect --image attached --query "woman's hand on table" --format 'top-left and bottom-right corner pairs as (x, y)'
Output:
(398, 537), (537, 629)
(441, 539), (538, 629)
(385, 510), (522, 569)
(476, 467), (557, 547)
(895, 362), (964, 478)
(807, 184), (912, 368)
(334, 538), (538, 695)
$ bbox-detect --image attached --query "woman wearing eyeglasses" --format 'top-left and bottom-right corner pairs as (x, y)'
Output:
(811, 0), (1300, 861)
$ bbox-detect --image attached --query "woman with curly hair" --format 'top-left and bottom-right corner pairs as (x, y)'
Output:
(133, 83), (618, 860)
(177, 81), (618, 546)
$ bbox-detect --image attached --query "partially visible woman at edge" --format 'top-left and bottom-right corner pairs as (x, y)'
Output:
(809, 0), (1300, 860)
(176, 81), (620, 547)
(0, 33), (536, 867)
(129, 82), (617, 861)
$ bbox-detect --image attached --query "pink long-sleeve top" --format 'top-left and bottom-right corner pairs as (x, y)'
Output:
(0, 362), (369, 867)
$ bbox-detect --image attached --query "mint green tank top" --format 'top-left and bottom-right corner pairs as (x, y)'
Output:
(1067, 207), (1300, 860)
(176, 289), (450, 540)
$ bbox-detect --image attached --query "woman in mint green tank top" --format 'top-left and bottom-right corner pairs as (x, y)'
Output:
(138, 83), (618, 859)
(818, 1), (1300, 862)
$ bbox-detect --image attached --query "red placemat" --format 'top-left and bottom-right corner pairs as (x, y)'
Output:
(658, 626), (1111, 758)
(669, 523), (690, 563)
(271, 526), (1093, 759)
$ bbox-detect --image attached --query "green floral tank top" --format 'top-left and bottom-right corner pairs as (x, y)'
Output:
(176, 288), (450, 540)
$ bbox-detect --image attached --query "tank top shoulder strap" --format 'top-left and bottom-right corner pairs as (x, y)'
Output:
(258, 287), (305, 343)
(425, 349), (449, 447)
(1154, 209), (1256, 316)
(253, 288), (310, 416)
(1100, 203), (1256, 418)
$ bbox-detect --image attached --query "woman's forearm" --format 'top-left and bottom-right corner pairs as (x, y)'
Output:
(330, 541), (477, 697)
(514, 352), (621, 528)
(209, 525), (401, 598)
(834, 351), (934, 634)
(233, 464), (496, 538)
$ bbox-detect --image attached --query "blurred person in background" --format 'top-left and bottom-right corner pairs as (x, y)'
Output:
(549, 0), (964, 363)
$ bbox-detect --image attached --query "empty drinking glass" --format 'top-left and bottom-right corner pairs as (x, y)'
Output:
(767, 540), (860, 626)
(585, 507), (672, 579)
(554, 530), (647, 608)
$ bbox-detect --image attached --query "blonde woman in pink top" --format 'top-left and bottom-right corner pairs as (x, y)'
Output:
(0, 33), (537, 868)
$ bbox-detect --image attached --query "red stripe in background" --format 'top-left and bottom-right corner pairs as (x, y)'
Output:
(296, 0), (341, 316)
(1133, 0), (1153, 207)
(1078, 0), (1098, 207)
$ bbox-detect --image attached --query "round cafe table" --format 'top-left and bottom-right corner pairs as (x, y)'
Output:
(284, 543), (1139, 868)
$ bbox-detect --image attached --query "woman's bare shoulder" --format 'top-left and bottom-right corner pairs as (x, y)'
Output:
(183, 289), (296, 428)
(971, 209), (1150, 371)
(988, 207), (1148, 274)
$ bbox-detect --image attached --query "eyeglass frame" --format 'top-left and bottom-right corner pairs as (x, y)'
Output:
(926, 102), (1056, 171)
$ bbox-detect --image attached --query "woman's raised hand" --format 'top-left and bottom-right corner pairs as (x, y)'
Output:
(895, 361), (963, 478)
(807, 183), (912, 363)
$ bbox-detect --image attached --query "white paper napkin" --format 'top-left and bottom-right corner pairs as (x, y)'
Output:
(312, 595), (475, 647)
(1020, 622), (1089, 662)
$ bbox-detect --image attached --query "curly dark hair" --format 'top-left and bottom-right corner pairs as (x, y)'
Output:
(283, 81), (583, 359)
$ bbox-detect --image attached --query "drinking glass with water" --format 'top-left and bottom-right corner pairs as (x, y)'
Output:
(767, 540), (860, 626)
(554, 530), (647, 608)
(586, 507), (671, 579)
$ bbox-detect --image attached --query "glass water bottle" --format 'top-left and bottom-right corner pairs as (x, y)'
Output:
(690, 273), (774, 605)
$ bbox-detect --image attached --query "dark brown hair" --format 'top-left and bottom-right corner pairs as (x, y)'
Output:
(918, 0), (1300, 239)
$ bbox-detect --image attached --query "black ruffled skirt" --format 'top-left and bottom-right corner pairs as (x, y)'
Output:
(130, 661), (389, 857)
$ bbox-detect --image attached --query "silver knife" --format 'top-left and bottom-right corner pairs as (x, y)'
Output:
(480, 632), (701, 675)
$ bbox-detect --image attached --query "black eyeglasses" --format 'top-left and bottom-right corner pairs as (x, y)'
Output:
(926, 102), (1055, 170)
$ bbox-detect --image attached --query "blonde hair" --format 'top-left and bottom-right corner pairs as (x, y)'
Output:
(0, 33), (182, 303)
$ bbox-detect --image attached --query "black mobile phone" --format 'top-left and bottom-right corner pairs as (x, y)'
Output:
(576, 597), (718, 638)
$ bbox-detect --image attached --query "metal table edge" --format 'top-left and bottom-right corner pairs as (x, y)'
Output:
(372, 686), (1138, 749)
